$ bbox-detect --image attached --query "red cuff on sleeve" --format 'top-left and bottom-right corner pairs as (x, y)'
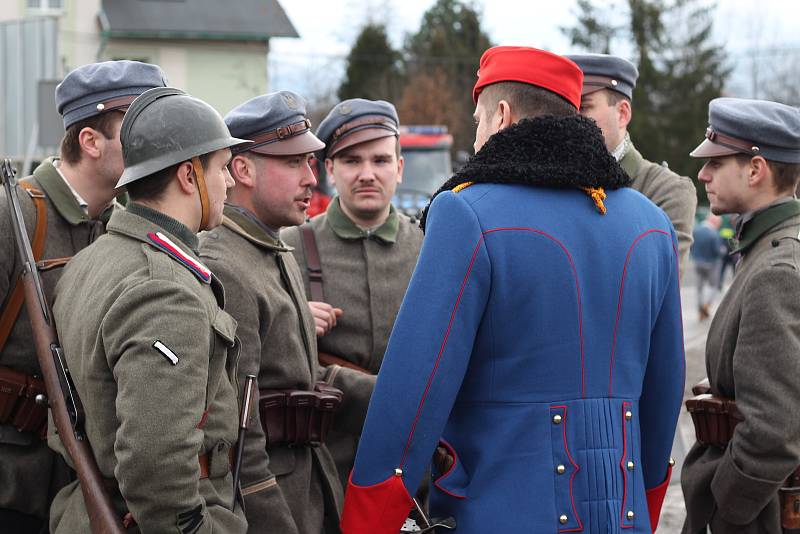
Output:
(646, 464), (673, 533)
(340, 471), (414, 534)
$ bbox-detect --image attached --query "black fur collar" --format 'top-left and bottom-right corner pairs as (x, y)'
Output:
(420, 114), (631, 231)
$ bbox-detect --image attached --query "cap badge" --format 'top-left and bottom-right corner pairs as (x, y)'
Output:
(338, 103), (352, 115)
(611, 80), (618, 86)
(282, 92), (298, 110)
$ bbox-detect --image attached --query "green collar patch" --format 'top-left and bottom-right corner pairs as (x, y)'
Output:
(325, 196), (398, 244)
(732, 199), (800, 254)
(222, 205), (290, 251)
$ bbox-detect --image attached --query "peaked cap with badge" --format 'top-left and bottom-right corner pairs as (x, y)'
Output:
(225, 90), (324, 156)
(565, 53), (639, 100)
(315, 98), (399, 159)
(690, 97), (800, 163)
(56, 60), (168, 129)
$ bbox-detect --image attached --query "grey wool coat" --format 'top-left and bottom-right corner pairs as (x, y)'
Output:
(621, 141), (697, 278)
(0, 159), (109, 522)
(50, 203), (246, 534)
(199, 206), (375, 534)
(682, 201), (800, 534)
(281, 198), (422, 487)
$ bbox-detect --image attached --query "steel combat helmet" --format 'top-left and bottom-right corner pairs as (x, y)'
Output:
(117, 87), (250, 229)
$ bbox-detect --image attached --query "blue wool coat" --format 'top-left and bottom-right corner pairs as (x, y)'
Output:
(342, 182), (684, 534)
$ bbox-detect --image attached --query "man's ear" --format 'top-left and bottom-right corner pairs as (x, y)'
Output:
(617, 98), (632, 130)
(497, 99), (514, 131)
(324, 157), (336, 188)
(174, 160), (197, 196)
(748, 155), (770, 188)
(230, 154), (256, 188)
(77, 127), (103, 160)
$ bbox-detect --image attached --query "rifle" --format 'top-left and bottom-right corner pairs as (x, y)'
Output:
(1, 159), (124, 534)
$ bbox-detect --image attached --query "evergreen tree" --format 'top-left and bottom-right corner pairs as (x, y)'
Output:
(402, 0), (493, 156)
(563, 0), (729, 204)
(338, 23), (402, 102)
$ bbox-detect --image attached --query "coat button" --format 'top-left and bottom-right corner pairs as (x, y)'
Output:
(394, 468), (403, 477)
(556, 464), (566, 474)
(559, 515), (568, 524)
(625, 410), (632, 421)
(553, 414), (563, 424)
(627, 461), (635, 471)
(669, 457), (676, 467)
(627, 511), (634, 520)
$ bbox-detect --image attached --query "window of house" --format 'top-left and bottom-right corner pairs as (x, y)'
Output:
(27, 0), (64, 13)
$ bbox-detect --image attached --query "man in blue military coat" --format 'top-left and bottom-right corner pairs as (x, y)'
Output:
(341, 46), (685, 534)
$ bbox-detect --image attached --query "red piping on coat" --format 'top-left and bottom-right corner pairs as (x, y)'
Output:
(552, 405), (584, 533)
(398, 227), (586, 468)
(433, 438), (466, 499)
(608, 229), (672, 396)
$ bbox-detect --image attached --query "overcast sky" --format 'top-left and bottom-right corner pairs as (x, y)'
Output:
(267, 0), (800, 101)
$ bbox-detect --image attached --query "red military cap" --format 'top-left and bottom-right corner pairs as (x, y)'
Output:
(472, 46), (584, 109)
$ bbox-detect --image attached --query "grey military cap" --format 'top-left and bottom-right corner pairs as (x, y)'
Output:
(56, 60), (167, 129)
(690, 97), (800, 164)
(316, 99), (399, 159)
(566, 53), (638, 100)
(224, 91), (324, 156)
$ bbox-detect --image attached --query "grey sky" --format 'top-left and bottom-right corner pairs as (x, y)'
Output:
(268, 0), (800, 102)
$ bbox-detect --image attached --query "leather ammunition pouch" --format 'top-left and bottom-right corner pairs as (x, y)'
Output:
(0, 365), (47, 437)
(258, 382), (342, 448)
(687, 382), (800, 531)
(685, 393), (743, 449)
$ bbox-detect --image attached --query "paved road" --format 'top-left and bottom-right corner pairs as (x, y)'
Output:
(657, 264), (730, 533)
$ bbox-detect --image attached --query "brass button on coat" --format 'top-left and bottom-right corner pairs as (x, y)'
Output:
(625, 410), (633, 420)
(556, 464), (566, 474)
(553, 414), (563, 424)
(627, 511), (634, 520)
(559, 515), (568, 524)
(627, 461), (635, 471)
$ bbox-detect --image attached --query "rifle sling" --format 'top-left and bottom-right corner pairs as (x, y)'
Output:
(300, 223), (325, 302)
(0, 183), (47, 352)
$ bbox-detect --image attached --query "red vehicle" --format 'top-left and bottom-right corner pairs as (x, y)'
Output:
(306, 125), (453, 218)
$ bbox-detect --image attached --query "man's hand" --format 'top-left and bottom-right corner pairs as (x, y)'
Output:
(308, 301), (343, 336)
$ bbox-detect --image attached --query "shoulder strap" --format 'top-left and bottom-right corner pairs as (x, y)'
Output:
(0, 183), (48, 352)
(300, 223), (325, 302)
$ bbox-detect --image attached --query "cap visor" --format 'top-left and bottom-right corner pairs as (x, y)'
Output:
(581, 85), (606, 96)
(689, 138), (740, 159)
(327, 129), (397, 158)
(249, 130), (325, 156)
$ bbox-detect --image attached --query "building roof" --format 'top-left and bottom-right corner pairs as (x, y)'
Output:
(99, 0), (299, 41)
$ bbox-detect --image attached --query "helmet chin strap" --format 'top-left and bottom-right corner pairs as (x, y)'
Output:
(191, 156), (211, 230)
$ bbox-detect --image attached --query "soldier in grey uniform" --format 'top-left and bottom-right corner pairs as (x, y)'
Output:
(0, 60), (165, 533)
(198, 91), (375, 534)
(281, 99), (423, 488)
(681, 98), (800, 533)
(50, 87), (249, 533)
(567, 53), (697, 275)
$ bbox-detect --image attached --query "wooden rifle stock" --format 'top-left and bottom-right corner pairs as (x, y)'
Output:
(1, 159), (124, 534)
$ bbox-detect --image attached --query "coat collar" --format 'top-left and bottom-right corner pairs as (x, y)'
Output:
(731, 199), (800, 255)
(326, 196), (399, 244)
(619, 141), (645, 179)
(221, 204), (292, 252)
(419, 114), (631, 231)
(31, 157), (123, 226)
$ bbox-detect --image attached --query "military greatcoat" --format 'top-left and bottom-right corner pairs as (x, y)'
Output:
(199, 206), (374, 534)
(620, 140), (697, 278)
(682, 201), (800, 534)
(0, 159), (111, 525)
(50, 203), (246, 534)
(282, 198), (422, 486)
(341, 115), (685, 534)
